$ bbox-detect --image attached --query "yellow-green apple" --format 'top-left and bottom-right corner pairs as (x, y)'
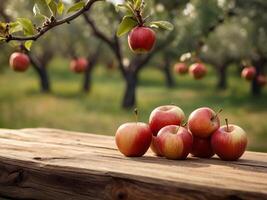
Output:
(115, 122), (152, 157)
(257, 75), (267, 87)
(241, 66), (256, 81)
(188, 107), (220, 138)
(173, 63), (188, 75)
(157, 125), (193, 160)
(9, 52), (30, 72)
(191, 136), (214, 158)
(211, 120), (247, 161)
(189, 62), (207, 79)
(128, 26), (156, 53)
(70, 57), (88, 73)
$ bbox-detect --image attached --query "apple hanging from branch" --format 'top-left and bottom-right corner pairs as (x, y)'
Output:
(173, 63), (188, 75)
(9, 52), (30, 72)
(241, 66), (256, 81)
(116, 0), (173, 54)
(70, 57), (88, 73)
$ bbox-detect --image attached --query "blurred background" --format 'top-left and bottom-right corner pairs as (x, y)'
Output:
(0, 0), (266, 152)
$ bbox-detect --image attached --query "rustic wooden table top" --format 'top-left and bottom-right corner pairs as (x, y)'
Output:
(0, 128), (266, 200)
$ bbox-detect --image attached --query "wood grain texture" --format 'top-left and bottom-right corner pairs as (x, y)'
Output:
(0, 128), (266, 200)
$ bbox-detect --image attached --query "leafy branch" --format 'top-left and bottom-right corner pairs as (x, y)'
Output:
(0, 0), (103, 46)
(116, 0), (173, 37)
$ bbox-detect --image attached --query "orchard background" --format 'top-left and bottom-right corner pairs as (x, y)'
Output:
(0, 0), (267, 152)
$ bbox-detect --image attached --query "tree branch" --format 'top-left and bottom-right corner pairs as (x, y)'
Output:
(5, 0), (103, 42)
(82, 13), (114, 48)
(83, 13), (127, 77)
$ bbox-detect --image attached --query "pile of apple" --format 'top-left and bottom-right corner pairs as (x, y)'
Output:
(115, 105), (248, 161)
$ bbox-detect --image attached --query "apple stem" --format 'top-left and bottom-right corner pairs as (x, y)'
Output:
(182, 122), (188, 127)
(225, 118), (229, 132)
(134, 108), (138, 123)
(212, 108), (223, 120)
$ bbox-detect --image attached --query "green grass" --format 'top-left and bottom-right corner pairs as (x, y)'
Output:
(0, 58), (267, 152)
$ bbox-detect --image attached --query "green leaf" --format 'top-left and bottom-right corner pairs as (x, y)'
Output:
(134, 0), (142, 10)
(117, 16), (138, 37)
(115, 4), (134, 16)
(25, 40), (33, 51)
(17, 18), (35, 35)
(0, 36), (5, 42)
(0, 22), (8, 36)
(48, 1), (58, 16)
(9, 40), (20, 48)
(9, 22), (22, 34)
(149, 21), (174, 31)
(67, 1), (85, 13)
(33, 1), (50, 18)
(46, 0), (52, 5)
(57, 1), (65, 15)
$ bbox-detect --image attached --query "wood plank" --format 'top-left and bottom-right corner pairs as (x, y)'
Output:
(0, 128), (266, 200)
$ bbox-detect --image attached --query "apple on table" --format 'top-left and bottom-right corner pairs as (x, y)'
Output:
(211, 119), (247, 161)
(188, 107), (221, 138)
(156, 125), (193, 160)
(149, 105), (185, 156)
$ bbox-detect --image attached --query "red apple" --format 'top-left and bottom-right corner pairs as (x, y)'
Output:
(149, 105), (185, 156)
(70, 57), (88, 73)
(241, 66), (256, 81)
(150, 135), (163, 156)
(128, 26), (156, 53)
(191, 136), (214, 158)
(173, 63), (188, 75)
(115, 122), (152, 157)
(211, 121), (247, 161)
(9, 52), (30, 72)
(157, 125), (193, 160)
(149, 105), (185, 135)
(188, 107), (220, 138)
(189, 62), (207, 79)
(257, 75), (267, 87)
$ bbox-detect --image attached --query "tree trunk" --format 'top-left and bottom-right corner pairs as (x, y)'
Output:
(82, 63), (94, 93)
(38, 66), (50, 93)
(28, 54), (51, 93)
(122, 72), (137, 109)
(217, 65), (227, 90)
(251, 59), (263, 96)
(163, 58), (175, 88)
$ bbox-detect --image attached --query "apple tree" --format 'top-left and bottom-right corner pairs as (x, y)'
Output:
(80, 0), (174, 108)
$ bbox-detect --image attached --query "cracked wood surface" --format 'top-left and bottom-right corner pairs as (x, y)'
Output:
(0, 128), (266, 200)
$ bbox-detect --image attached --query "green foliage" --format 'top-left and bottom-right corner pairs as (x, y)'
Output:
(67, 1), (85, 13)
(116, 0), (173, 37)
(148, 21), (173, 31)
(0, 0), (88, 49)
(17, 18), (35, 35)
(117, 16), (138, 37)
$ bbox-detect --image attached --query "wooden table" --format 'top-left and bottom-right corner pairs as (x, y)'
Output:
(0, 128), (266, 200)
